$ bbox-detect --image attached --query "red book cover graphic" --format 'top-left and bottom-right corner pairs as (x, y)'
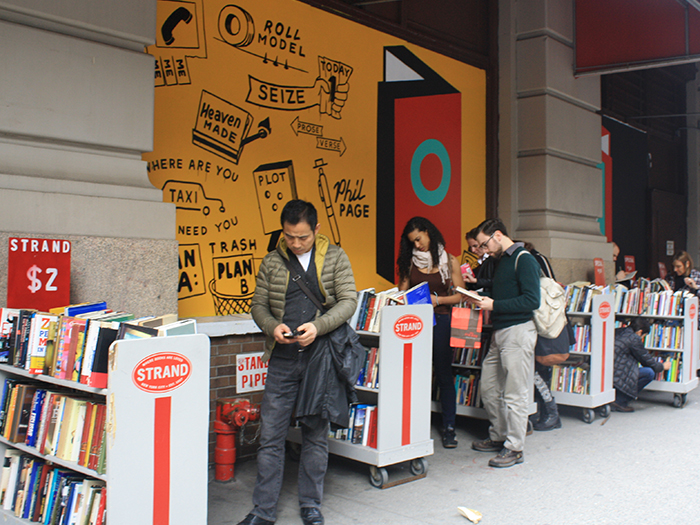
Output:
(376, 46), (461, 282)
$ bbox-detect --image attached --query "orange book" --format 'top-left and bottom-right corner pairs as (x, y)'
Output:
(2, 385), (19, 439)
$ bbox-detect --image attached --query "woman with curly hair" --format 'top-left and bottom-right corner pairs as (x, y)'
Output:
(397, 217), (465, 448)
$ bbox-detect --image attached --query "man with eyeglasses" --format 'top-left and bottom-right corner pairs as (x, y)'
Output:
(466, 218), (540, 468)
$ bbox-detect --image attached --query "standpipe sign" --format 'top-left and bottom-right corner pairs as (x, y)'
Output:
(132, 352), (193, 393)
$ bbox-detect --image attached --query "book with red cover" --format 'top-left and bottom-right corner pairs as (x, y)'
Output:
(95, 487), (106, 525)
(87, 404), (106, 471)
(362, 295), (377, 331)
(63, 319), (87, 382)
(366, 407), (378, 449)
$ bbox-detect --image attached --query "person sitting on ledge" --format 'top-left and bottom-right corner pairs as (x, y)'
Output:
(612, 318), (671, 413)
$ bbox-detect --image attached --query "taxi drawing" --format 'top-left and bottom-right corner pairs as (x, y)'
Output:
(161, 180), (225, 216)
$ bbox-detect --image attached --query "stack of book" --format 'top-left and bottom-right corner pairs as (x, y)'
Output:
(550, 363), (589, 395)
(455, 374), (481, 407)
(330, 403), (377, 448)
(452, 346), (487, 367)
(0, 304), (196, 389)
(0, 450), (105, 524)
(565, 283), (607, 313)
(0, 381), (108, 474)
(613, 286), (691, 317)
(649, 351), (682, 382)
(570, 324), (591, 354)
(350, 282), (432, 333)
(644, 321), (684, 350)
(355, 347), (379, 389)
(350, 288), (403, 333)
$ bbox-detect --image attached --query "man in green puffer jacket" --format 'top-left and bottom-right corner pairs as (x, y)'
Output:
(238, 200), (356, 525)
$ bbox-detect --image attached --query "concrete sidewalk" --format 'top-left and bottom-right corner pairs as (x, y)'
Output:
(208, 387), (700, 525)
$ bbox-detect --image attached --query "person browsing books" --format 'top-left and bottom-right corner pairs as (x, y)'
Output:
(240, 200), (357, 525)
(667, 251), (700, 296)
(464, 228), (497, 292)
(397, 217), (465, 449)
(612, 318), (671, 412)
(465, 219), (540, 468)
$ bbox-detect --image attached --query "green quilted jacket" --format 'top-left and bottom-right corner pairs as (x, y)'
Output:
(251, 234), (357, 361)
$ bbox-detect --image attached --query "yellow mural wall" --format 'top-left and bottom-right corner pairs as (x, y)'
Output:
(145, 0), (486, 317)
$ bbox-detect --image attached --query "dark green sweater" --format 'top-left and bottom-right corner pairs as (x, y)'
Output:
(491, 245), (541, 330)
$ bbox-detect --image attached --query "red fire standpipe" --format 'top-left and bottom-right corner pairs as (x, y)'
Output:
(214, 397), (260, 482)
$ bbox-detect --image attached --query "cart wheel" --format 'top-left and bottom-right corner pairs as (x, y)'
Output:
(409, 458), (428, 476)
(597, 404), (611, 418)
(369, 466), (389, 489)
(673, 394), (687, 408)
(582, 408), (595, 424)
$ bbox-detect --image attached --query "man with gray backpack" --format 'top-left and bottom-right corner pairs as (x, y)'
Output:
(466, 219), (540, 468)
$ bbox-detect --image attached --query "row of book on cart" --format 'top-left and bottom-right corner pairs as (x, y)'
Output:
(0, 423), (106, 524)
(0, 302), (197, 389)
(0, 301), (198, 524)
(565, 277), (692, 316)
(346, 278), (696, 421)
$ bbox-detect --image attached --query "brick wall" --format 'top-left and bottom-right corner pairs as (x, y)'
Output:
(209, 333), (267, 466)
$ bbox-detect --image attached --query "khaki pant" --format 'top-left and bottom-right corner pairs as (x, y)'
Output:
(480, 320), (536, 452)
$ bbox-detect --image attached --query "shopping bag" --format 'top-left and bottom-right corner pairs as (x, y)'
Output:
(450, 307), (483, 348)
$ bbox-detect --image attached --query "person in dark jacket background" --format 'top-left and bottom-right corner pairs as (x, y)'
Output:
(613, 318), (671, 412)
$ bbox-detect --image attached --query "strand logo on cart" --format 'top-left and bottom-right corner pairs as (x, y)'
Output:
(132, 352), (192, 393)
(393, 314), (423, 340)
(598, 301), (612, 320)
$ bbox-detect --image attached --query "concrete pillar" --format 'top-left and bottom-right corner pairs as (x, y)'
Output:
(0, 1), (177, 316)
(499, 0), (612, 283)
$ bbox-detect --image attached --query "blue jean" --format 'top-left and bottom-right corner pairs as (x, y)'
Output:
(251, 354), (329, 522)
(616, 366), (656, 407)
(434, 313), (456, 429)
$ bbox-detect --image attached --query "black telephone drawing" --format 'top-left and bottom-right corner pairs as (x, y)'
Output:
(162, 6), (193, 46)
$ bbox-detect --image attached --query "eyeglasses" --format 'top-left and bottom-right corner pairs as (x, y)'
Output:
(478, 232), (495, 250)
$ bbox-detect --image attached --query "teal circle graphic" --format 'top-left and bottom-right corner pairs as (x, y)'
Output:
(410, 139), (451, 206)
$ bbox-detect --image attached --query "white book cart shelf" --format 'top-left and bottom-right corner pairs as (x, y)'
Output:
(556, 294), (616, 423)
(0, 333), (210, 525)
(287, 304), (434, 489)
(617, 295), (699, 407)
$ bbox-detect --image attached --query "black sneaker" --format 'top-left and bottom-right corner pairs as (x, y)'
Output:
(471, 438), (505, 452)
(488, 448), (523, 468)
(442, 426), (458, 448)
